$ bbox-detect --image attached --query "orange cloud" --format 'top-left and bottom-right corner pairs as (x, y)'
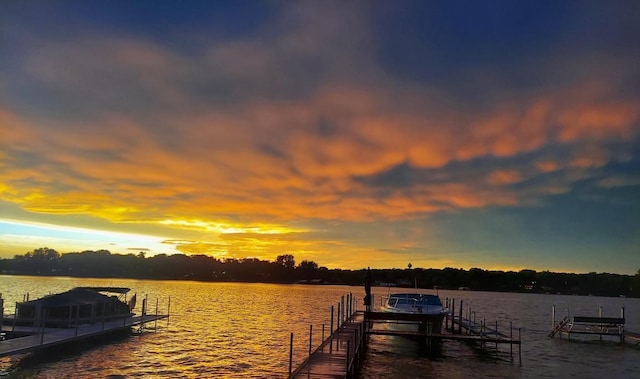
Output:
(486, 169), (524, 186)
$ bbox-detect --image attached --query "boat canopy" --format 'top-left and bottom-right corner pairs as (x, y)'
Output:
(19, 288), (124, 307)
(74, 287), (131, 294)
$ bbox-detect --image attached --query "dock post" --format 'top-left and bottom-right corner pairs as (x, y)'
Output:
(551, 305), (555, 330)
(330, 305), (334, 353)
(141, 297), (147, 331)
(349, 292), (353, 317)
(510, 321), (513, 361)
(308, 324), (313, 357)
(621, 306), (625, 343)
(167, 296), (171, 327)
(341, 296), (345, 324)
(337, 302), (341, 329)
(599, 306), (603, 341)
(450, 299), (455, 332)
(12, 304), (17, 332)
(288, 332), (293, 376)
(518, 328), (522, 365)
(155, 298), (159, 331)
(458, 300), (463, 334)
(322, 323), (325, 343)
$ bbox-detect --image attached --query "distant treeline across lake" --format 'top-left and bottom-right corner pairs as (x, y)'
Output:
(2, 247), (639, 298)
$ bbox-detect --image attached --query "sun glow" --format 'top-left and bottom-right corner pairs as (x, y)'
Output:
(0, 218), (175, 256)
(158, 219), (303, 235)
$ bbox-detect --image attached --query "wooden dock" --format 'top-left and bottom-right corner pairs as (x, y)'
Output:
(289, 311), (366, 379)
(287, 295), (522, 378)
(0, 314), (168, 358)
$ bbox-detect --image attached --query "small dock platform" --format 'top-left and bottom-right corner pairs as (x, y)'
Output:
(548, 305), (637, 345)
(0, 314), (168, 358)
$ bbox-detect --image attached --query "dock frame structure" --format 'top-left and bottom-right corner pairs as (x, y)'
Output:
(548, 305), (639, 345)
(288, 295), (522, 379)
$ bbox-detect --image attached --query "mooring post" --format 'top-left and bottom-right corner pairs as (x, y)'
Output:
(341, 295), (345, 324)
(551, 305), (555, 330)
(458, 300), (463, 333)
(330, 305), (334, 353)
(141, 297), (147, 330)
(621, 306), (626, 343)
(510, 321), (513, 361)
(518, 328), (522, 365)
(309, 324), (313, 357)
(288, 332), (293, 376)
(13, 304), (17, 332)
(450, 298), (455, 332)
(599, 306), (603, 341)
(350, 292), (353, 318)
(167, 296), (171, 327)
(155, 297), (159, 331)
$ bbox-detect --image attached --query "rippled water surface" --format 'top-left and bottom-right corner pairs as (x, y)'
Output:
(1, 276), (639, 378)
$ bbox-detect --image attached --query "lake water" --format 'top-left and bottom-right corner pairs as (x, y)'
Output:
(1, 276), (639, 378)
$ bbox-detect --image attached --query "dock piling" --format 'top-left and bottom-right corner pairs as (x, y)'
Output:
(166, 296), (171, 327)
(308, 324), (313, 357)
(288, 332), (293, 376)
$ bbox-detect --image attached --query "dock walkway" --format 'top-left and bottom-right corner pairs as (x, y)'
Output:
(0, 314), (168, 357)
(289, 311), (366, 379)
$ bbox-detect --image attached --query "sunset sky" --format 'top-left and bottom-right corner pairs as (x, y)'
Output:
(1, 1), (639, 274)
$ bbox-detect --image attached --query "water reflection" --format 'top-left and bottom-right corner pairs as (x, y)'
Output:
(1, 276), (639, 378)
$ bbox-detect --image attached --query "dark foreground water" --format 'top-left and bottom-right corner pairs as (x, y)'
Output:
(1, 276), (639, 378)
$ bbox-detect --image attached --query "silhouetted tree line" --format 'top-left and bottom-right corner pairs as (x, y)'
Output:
(1, 248), (639, 298)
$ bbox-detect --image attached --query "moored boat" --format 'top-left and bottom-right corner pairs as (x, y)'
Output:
(381, 292), (448, 333)
(3, 287), (136, 328)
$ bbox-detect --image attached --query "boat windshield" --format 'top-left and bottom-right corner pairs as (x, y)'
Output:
(387, 294), (442, 306)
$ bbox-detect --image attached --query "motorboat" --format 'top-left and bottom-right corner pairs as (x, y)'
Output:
(381, 293), (447, 315)
(381, 292), (448, 333)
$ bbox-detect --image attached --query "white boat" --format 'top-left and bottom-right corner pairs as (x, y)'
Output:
(381, 292), (448, 333)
